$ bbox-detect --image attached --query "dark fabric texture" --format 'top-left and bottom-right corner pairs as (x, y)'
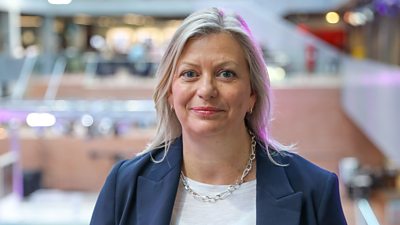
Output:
(90, 137), (347, 225)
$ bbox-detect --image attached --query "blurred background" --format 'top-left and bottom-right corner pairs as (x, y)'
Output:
(0, 0), (399, 224)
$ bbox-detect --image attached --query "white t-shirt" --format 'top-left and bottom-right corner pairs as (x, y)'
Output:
(170, 177), (257, 225)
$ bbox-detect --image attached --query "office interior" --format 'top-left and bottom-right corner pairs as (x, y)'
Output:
(0, 0), (399, 224)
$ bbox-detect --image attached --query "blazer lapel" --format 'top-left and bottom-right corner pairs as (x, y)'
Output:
(136, 138), (183, 225)
(256, 144), (303, 225)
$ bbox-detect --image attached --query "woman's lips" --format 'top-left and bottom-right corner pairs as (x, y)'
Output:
(190, 106), (224, 116)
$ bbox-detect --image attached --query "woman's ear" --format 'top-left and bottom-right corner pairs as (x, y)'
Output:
(167, 93), (174, 111)
(249, 92), (256, 112)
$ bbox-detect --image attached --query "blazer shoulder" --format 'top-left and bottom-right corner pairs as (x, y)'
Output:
(90, 151), (157, 225)
(116, 147), (164, 180)
(258, 143), (334, 185)
(281, 151), (333, 178)
(273, 151), (339, 198)
(284, 152), (347, 224)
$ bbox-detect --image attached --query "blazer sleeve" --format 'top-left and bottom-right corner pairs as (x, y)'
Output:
(90, 160), (125, 225)
(317, 172), (348, 225)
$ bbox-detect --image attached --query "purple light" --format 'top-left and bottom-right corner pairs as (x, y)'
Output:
(358, 71), (400, 86)
(0, 110), (27, 123)
(374, 0), (400, 16)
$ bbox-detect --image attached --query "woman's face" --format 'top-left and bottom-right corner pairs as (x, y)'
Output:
(169, 32), (256, 136)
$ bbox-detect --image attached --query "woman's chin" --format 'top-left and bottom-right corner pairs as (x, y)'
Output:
(182, 123), (234, 137)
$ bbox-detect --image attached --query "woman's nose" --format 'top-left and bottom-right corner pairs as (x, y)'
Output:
(197, 75), (218, 100)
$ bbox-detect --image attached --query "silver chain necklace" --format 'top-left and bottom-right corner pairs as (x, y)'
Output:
(180, 133), (256, 203)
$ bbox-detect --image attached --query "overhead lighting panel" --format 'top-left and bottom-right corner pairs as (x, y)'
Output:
(48, 0), (72, 5)
(26, 113), (56, 127)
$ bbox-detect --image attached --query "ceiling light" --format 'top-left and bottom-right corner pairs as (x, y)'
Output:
(325, 11), (340, 24)
(48, 0), (72, 5)
(81, 114), (94, 127)
(26, 113), (56, 127)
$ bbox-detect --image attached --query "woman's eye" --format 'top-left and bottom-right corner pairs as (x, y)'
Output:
(181, 70), (198, 79)
(218, 70), (236, 79)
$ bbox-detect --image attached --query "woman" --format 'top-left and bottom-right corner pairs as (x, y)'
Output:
(90, 8), (348, 225)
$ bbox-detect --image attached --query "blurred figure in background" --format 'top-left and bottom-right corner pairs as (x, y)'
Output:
(128, 38), (154, 77)
(90, 7), (347, 225)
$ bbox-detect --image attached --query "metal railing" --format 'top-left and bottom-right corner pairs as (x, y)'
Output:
(356, 198), (381, 225)
(44, 56), (67, 100)
(10, 55), (37, 100)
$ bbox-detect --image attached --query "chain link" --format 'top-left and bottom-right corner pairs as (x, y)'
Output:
(180, 132), (256, 203)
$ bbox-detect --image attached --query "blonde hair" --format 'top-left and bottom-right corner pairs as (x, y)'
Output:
(143, 7), (290, 162)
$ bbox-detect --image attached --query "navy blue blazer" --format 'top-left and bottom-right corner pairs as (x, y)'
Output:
(90, 137), (347, 225)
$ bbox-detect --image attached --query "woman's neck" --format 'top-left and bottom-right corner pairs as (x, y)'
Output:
(181, 128), (255, 185)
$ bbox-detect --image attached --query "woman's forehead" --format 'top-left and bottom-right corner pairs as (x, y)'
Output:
(178, 33), (246, 62)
